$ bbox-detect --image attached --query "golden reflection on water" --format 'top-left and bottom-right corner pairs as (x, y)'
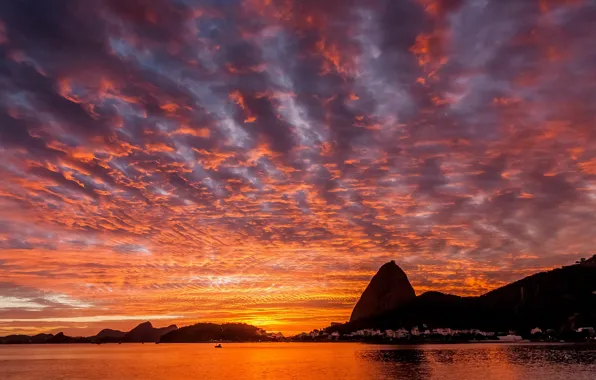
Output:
(1, 343), (595, 380)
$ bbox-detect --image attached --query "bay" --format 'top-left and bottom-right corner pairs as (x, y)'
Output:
(1, 342), (595, 379)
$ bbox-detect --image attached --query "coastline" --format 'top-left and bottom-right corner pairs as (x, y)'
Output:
(2, 340), (595, 346)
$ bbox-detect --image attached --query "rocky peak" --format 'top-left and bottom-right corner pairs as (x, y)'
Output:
(134, 321), (153, 330)
(123, 321), (176, 342)
(349, 260), (416, 322)
(96, 328), (125, 339)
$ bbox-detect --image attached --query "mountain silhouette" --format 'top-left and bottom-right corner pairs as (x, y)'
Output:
(95, 329), (126, 339)
(122, 322), (178, 343)
(339, 255), (596, 332)
(45, 332), (90, 344)
(350, 260), (416, 322)
(159, 322), (267, 343)
(0, 324), (176, 344)
(92, 328), (126, 343)
(0, 322), (284, 345)
(0, 333), (54, 344)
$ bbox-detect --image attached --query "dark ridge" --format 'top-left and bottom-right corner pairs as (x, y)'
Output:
(159, 322), (268, 343)
(123, 322), (178, 343)
(332, 256), (596, 333)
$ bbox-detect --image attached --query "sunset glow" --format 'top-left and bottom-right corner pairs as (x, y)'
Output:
(1, 0), (596, 336)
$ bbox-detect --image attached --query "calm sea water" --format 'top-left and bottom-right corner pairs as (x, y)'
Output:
(0, 343), (595, 380)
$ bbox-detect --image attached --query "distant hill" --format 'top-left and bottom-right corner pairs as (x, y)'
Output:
(0, 333), (54, 344)
(92, 328), (126, 343)
(45, 332), (90, 344)
(0, 332), (90, 344)
(95, 328), (126, 339)
(122, 322), (177, 343)
(0, 322), (279, 345)
(350, 260), (416, 322)
(330, 255), (596, 333)
(0, 322), (177, 345)
(159, 322), (267, 343)
(475, 255), (596, 331)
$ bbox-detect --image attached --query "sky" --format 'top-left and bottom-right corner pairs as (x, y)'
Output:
(0, 0), (595, 336)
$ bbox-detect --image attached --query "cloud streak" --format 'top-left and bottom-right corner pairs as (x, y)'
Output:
(0, 315), (183, 324)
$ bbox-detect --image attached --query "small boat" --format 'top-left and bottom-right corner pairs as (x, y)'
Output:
(214, 344), (223, 348)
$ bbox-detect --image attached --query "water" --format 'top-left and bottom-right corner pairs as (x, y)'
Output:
(0, 343), (595, 379)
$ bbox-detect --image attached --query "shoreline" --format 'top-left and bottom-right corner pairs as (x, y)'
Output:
(2, 340), (595, 346)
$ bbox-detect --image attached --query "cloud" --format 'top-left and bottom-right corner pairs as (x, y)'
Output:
(0, 0), (595, 334)
(113, 243), (151, 255)
(0, 296), (47, 311)
(0, 282), (95, 315)
(0, 315), (183, 324)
